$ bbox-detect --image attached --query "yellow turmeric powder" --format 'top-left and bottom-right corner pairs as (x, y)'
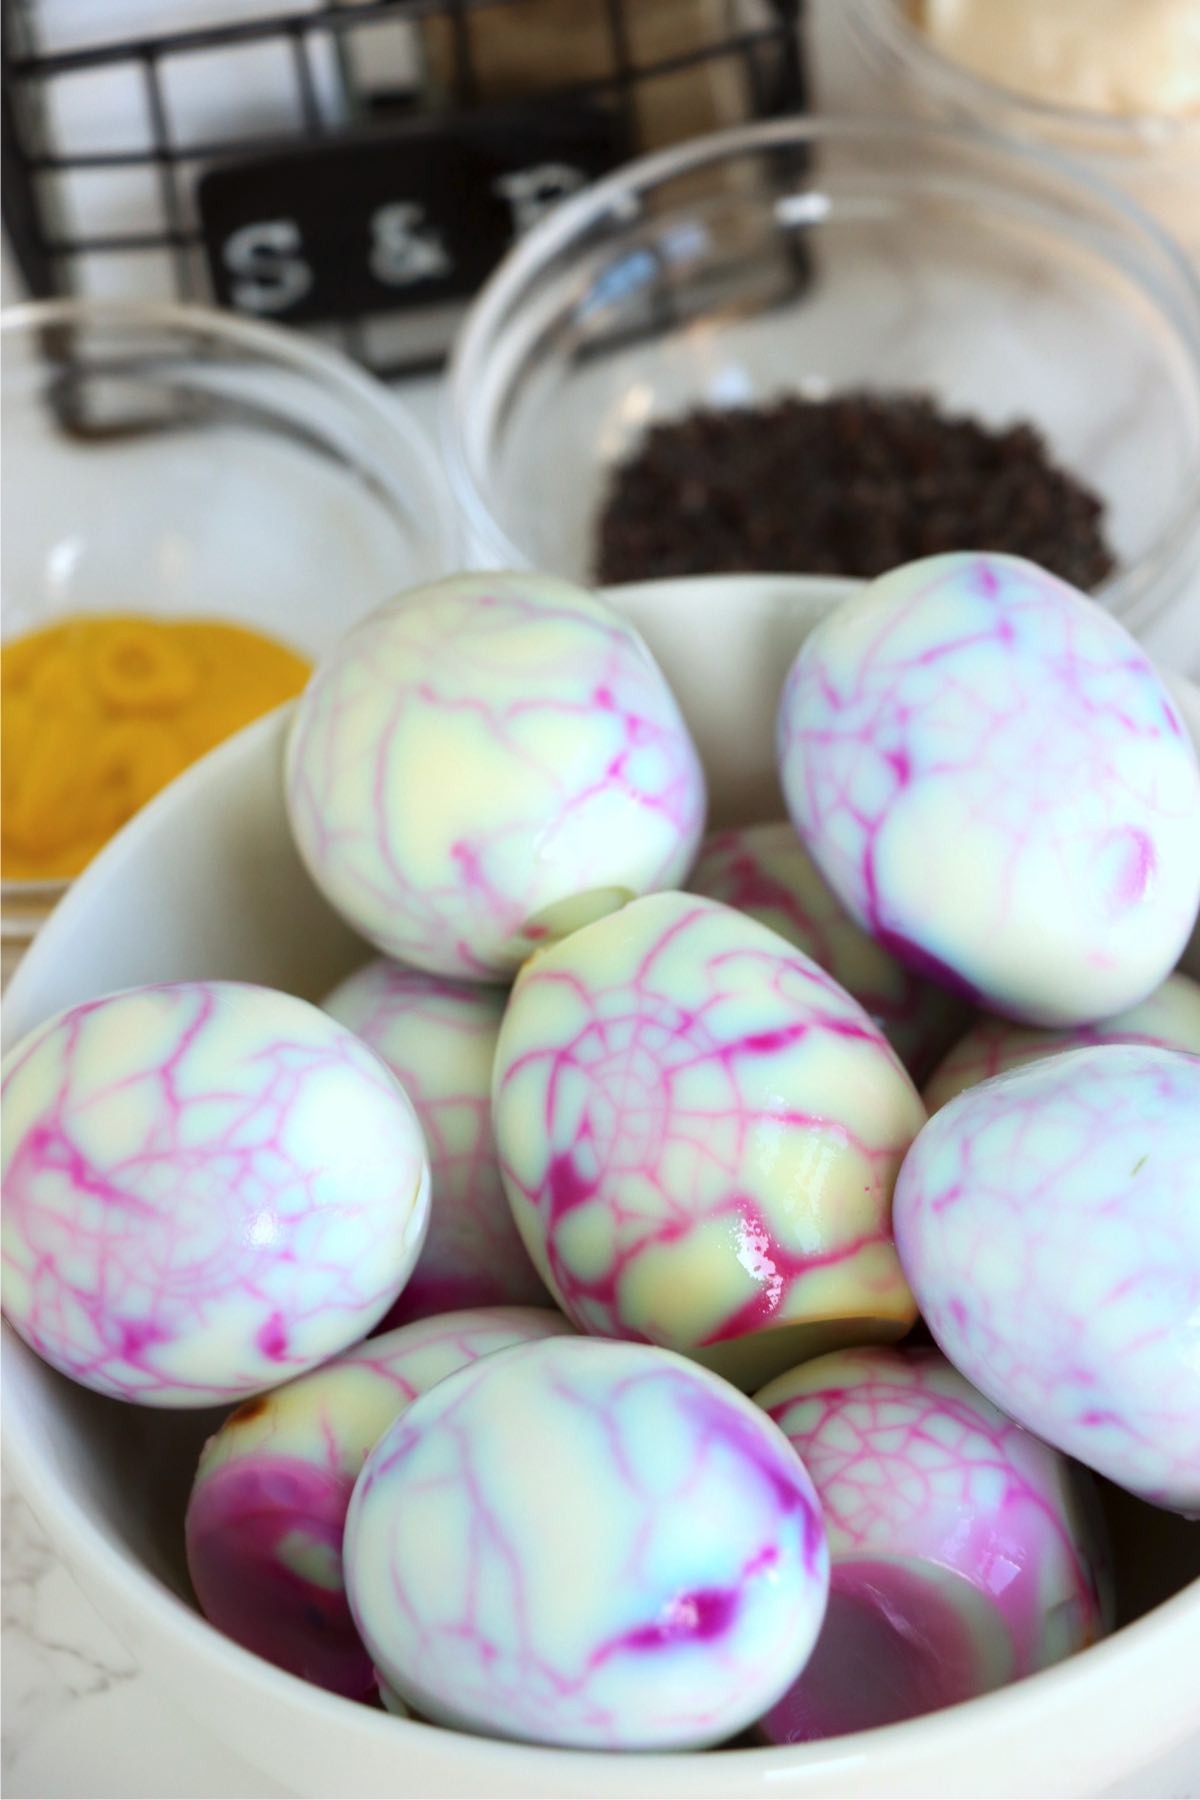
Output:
(2, 615), (311, 881)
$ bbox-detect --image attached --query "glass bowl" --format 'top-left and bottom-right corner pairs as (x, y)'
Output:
(444, 115), (1200, 631)
(1, 298), (457, 948)
(844, 0), (1200, 258)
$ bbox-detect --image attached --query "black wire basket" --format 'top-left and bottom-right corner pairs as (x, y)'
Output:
(2, 0), (807, 377)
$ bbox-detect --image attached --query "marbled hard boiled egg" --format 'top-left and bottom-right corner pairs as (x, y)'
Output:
(895, 1044), (1200, 1511)
(688, 820), (971, 1081)
(492, 891), (925, 1389)
(286, 573), (707, 979)
(1, 981), (430, 1405)
(777, 553), (1200, 1026)
(186, 1306), (571, 1696)
(755, 1346), (1110, 1741)
(322, 959), (547, 1326)
(344, 1336), (830, 1749)
(922, 971), (1200, 1112)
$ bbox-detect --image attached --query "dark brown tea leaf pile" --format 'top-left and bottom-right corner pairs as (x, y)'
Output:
(594, 393), (1116, 592)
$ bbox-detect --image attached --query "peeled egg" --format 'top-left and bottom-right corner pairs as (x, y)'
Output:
(285, 573), (707, 979)
(322, 960), (547, 1325)
(492, 891), (925, 1389)
(0, 981), (429, 1405)
(688, 820), (971, 1080)
(923, 970), (1200, 1112)
(344, 1336), (830, 1749)
(777, 553), (1200, 1026)
(754, 1346), (1110, 1741)
(895, 1044), (1200, 1511)
(186, 1305), (571, 1696)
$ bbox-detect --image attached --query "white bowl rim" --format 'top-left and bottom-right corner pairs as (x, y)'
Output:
(4, 573), (1199, 1788)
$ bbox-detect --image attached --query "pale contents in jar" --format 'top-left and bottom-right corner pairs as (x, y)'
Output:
(916, 0), (1200, 118)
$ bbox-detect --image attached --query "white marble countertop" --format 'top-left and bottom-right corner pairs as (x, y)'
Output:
(3, 6), (1199, 1797)
(2, 1484), (290, 1800)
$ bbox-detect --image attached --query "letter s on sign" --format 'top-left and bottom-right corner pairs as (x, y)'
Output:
(223, 220), (313, 314)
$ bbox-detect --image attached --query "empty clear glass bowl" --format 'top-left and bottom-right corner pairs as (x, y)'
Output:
(445, 115), (1200, 631)
(2, 298), (458, 946)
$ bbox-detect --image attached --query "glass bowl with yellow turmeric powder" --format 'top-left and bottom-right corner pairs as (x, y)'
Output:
(1, 299), (456, 945)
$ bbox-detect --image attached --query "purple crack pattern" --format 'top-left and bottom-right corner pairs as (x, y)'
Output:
(894, 1044), (1200, 1511)
(492, 892), (925, 1386)
(688, 821), (971, 1081)
(186, 1305), (571, 1696)
(922, 970), (1200, 1113)
(0, 981), (430, 1406)
(344, 1336), (829, 1749)
(754, 1346), (1109, 1741)
(321, 960), (549, 1326)
(285, 573), (707, 980)
(776, 553), (1200, 1028)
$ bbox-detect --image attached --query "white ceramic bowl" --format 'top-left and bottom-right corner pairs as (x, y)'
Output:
(4, 577), (1200, 1799)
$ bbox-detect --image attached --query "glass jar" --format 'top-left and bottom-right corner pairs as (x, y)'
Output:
(845, 0), (1200, 258)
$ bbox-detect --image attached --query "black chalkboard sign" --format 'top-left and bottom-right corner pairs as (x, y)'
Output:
(198, 106), (629, 327)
